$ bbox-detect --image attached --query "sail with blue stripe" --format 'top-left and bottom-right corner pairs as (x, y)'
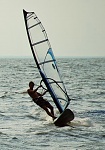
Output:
(23, 9), (71, 113)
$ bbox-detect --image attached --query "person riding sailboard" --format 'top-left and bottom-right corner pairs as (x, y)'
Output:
(23, 9), (74, 126)
(27, 81), (56, 120)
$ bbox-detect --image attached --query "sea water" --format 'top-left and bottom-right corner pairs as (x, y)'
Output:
(0, 57), (105, 150)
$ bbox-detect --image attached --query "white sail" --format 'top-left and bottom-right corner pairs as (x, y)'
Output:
(23, 10), (71, 113)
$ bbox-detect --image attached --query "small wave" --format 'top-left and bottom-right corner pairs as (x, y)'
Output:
(70, 117), (93, 127)
(87, 110), (105, 116)
(0, 92), (12, 99)
(12, 137), (18, 140)
(0, 113), (5, 117)
(0, 92), (8, 98)
(26, 115), (39, 120)
(0, 131), (8, 136)
(0, 131), (4, 135)
(0, 95), (7, 98)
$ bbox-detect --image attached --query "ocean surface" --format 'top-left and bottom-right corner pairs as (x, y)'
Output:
(0, 57), (105, 150)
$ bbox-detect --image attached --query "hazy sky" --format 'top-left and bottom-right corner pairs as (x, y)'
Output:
(0, 0), (105, 57)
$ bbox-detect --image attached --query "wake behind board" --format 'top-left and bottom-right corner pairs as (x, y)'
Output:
(54, 109), (74, 127)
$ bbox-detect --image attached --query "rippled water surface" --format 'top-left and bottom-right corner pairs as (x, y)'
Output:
(0, 57), (105, 150)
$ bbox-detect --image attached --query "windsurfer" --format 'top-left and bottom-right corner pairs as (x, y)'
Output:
(27, 81), (56, 119)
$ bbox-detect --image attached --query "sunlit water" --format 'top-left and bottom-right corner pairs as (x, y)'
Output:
(0, 57), (105, 150)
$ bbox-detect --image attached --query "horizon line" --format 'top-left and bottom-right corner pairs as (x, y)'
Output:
(0, 55), (105, 59)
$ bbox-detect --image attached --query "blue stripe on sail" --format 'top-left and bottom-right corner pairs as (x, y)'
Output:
(47, 48), (56, 64)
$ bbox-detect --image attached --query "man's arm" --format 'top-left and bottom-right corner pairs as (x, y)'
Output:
(18, 91), (27, 94)
(41, 89), (48, 96)
(34, 85), (42, 92)
(22, 91), (28, 94)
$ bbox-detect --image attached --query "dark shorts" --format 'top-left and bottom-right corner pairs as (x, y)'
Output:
(33, 97), (50, 108)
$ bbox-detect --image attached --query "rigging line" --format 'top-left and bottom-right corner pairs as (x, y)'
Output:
(40, 78), (71, 102)
(39, 80), (47, 90)
(48, 81), (63, 84)
(39, 21), (51, 48)
(57, 96), (68, 101)
(34, 82), (47, 91)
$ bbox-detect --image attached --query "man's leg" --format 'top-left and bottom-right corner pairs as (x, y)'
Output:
(47, 104), (55, 117)
(42, 106), (56, 119)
